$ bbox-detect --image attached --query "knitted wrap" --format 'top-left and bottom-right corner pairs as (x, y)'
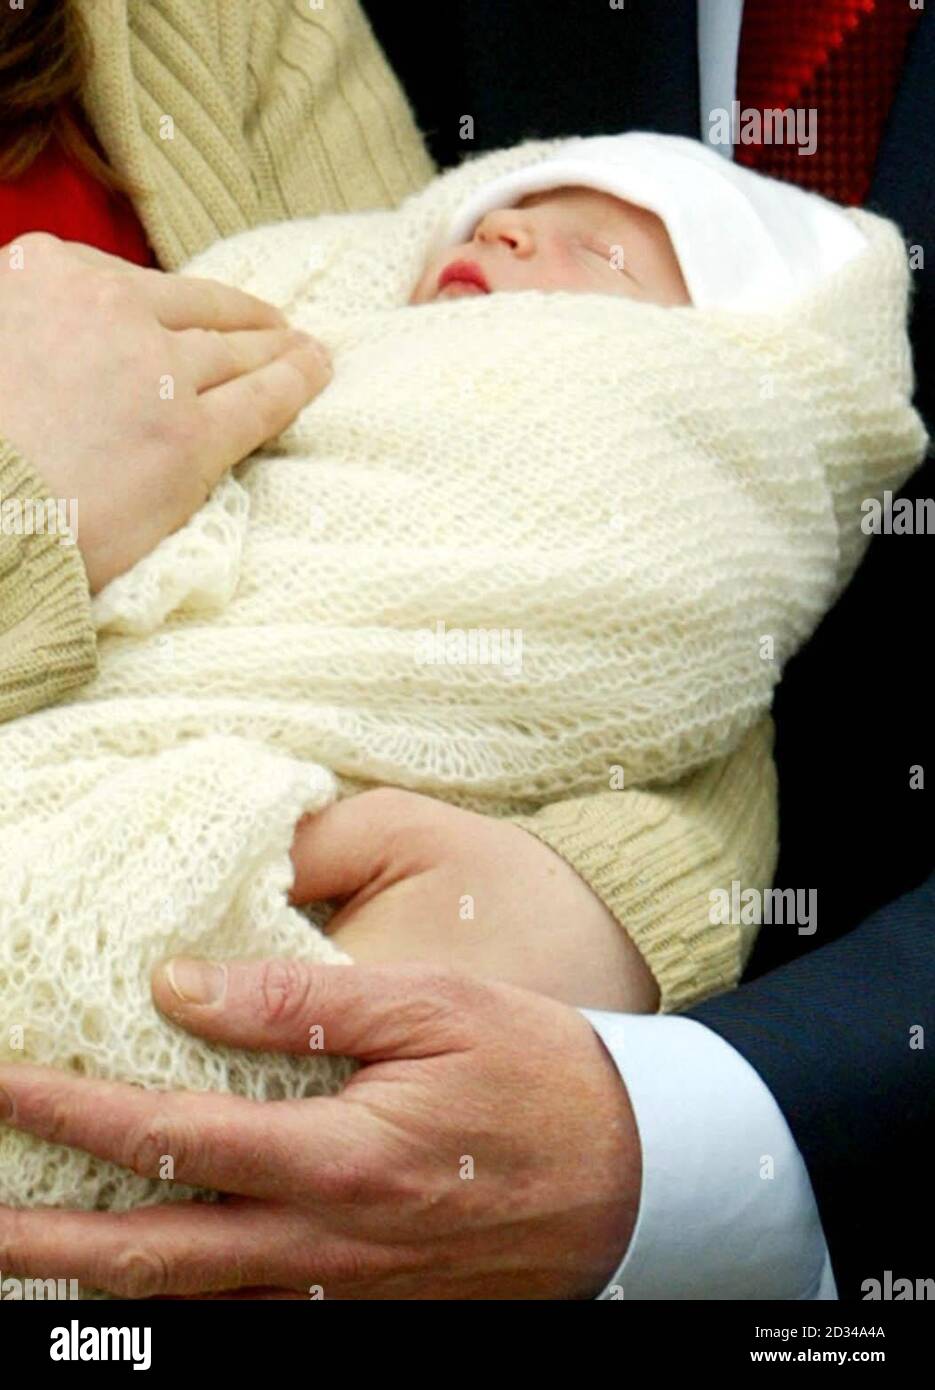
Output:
(0, 141), (925, 1217)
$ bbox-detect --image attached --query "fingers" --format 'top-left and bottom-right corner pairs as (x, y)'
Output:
(289, 792), (403, 904)
(180, 326), (321, 392)
(152, 956), (481, 1060)
(0, 1196), (421, 1299)
(196, 343), (332, 484)
(147, 272), (288, 331)
(0, 1199), (311, 1298)
(15, 236), (287, 330)
(42, 239), (156, 273)
(0, 1063), (373, 1201)
(171, 1287), (308, 1300)
(51, 240), (288, 329)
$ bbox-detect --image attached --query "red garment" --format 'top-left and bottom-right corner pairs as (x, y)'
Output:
(0, 110), (155, 265)
(735, 0), (922, 205)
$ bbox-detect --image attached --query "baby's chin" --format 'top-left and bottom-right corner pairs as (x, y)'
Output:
(433, 280), (490, 301)
(409, 280), (490, 305)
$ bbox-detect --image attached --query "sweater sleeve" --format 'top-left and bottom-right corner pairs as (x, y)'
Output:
(509, 716), (778, 1013)
(0, 440), (98, 723)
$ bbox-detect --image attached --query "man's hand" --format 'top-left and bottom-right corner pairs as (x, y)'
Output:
(0, 234), (331, 591)
(290, 788), (660, 1013)
(0, 960), (640, 1299)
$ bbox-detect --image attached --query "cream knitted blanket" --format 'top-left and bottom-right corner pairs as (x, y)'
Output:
(0, 142), (926, 1214)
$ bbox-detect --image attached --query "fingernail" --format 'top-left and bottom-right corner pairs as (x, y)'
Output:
(165, 957), (226, 1006)
(298, 335), (332, 375)
(0, 1086), (14, 1122)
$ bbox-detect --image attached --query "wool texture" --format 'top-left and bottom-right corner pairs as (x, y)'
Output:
(0, 140), (926, 1218)
(76, 0), (434, 268)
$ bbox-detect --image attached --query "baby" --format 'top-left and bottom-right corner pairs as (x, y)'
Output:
(407, 128), (874, 314)
(411, 186), (692, 307)
(0, 133), (926, 1225)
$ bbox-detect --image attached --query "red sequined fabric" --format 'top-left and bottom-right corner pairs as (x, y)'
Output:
(735, 0), (922, 204)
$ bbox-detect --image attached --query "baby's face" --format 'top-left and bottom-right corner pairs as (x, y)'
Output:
(410, 186), (691, 308)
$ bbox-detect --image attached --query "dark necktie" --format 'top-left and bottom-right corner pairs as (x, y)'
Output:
(735, 0), (922, 203)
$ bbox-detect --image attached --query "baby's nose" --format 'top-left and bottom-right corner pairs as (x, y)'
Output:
(473, 208), (535, 256)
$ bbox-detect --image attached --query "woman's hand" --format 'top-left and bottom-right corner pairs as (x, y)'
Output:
(0, 234), (331, 591)
(290, 788), (660, 1013)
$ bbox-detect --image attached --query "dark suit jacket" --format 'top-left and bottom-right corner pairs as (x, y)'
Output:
(362, 0), (935, 1299)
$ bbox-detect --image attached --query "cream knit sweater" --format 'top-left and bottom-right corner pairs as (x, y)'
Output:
(1, 0), (432, 715)
(76, 0), (436, 268)
(0, 0), (790, 1016)
(0, 141), (925, 1219)
(0, 0), (789, 1023)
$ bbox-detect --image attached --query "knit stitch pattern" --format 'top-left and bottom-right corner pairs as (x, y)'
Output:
(0, 141), (925, 1220)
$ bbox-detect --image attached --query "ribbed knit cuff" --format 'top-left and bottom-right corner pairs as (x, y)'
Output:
(0, 441), (97, 723)
(509, 720), (779, 1013)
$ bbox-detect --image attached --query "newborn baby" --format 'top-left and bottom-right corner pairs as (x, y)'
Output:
(0, 133), (926, 1228)
(403, 129), (873, 316)
(411, 186), (692, 306)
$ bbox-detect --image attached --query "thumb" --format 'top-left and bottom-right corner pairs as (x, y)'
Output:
(151, 956), (479, 1061)
(289, 791), (399, 904)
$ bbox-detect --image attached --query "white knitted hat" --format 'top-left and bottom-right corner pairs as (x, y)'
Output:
(443, 132), (867, 312)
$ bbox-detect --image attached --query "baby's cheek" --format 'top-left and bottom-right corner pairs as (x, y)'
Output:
(550, 239), (588, 285)
(409, 256), (442, 303)
(547, 242), (616, 294)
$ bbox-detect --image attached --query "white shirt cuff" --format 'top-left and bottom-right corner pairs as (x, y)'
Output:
(698, 0), (745, 154)
(580, 1011), (837, 1300)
